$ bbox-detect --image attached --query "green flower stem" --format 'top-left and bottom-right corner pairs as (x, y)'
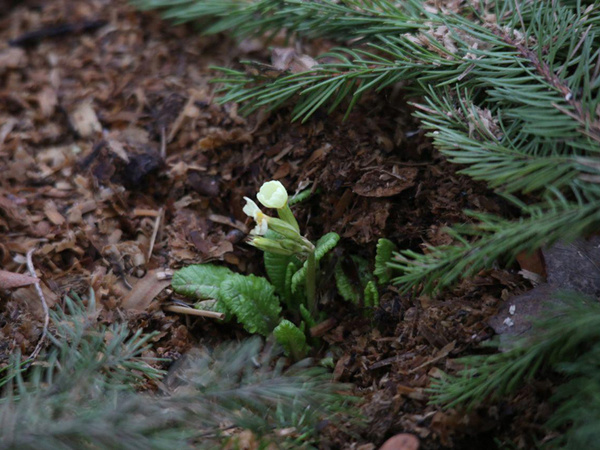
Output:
(306, 251), (316, 315)
(278, 204), (300, 232)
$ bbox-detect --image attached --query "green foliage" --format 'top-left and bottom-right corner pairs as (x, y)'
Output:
(390, 200), (600, 293)
(274, 319), (309, 359)
(363, 281), (379, 308)
(299, 303), (317, 329)
(264, 250), (296, 296)
(171, 264), (238, 302)
(547, 345), (600, 449)
(430, 293), (600, 408)
(335, 259), (360, 305)
(51, 291), (164, 387)
(131, 0), (421, 41)
(334, 249), (383, 311)
(263, 231), (304, 311)
(221, 274), (282, 336)
(139, 0), (600, 293)
(0, 294), (357, 449)
(430, 292), (600, 448)
(291, 232), (340, 293)
(171, 227), (341, 356)
(374, 238), (396, 285)
(288, 187), (314, 205)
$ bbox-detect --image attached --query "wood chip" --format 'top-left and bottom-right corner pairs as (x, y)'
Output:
(69, 100), (102, 138)
(43, 200), (65, 225)
(0, 269), (38, 289)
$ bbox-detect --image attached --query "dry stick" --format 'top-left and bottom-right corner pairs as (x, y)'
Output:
(160, 126), (167, 159)
(163, 304), (225, 320)
(26, 248), (49, 363)
(147, 207), (163, 262)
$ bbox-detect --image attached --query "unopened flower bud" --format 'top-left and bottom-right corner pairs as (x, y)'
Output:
(257, 181), (288, 209)
(248, 236), (303, 256)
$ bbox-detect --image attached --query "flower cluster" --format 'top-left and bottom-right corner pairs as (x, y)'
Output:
(243, 181), (312, 256)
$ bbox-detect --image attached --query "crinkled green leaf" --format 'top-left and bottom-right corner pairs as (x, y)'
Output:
(299, 304), (317, 329)
(172, 264), (239, 301)
(264, 252), (301, 299)
(288, 188), (314, 206)
(335, 260), (360, 304)
(285, 261), (305, 309)
(273, 319), (309, 359)
(221, 274), (281, 336)
(364, 281), (379, 308)
(292, 232), (340, 293)
(374, 238), (397, 285)
(314, 232), (341, 260)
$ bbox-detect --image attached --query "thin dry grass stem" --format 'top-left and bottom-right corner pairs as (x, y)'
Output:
(25, 247), (49, 364)
(163, 304), (225, 320)
(148, 207), (163, 261)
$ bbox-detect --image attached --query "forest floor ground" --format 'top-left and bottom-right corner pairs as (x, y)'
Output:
(0, 1), (543, 448)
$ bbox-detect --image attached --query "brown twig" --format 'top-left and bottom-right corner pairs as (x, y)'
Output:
(163, 304), (225, 320)
(309, 317), (337, 337)
(25, 248), (49, 363)
(147, 207), (163, 262)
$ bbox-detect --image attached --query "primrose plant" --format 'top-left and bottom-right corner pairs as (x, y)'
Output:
(172, 181), (394, 359)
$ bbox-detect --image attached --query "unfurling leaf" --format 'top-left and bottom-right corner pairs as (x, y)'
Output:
(292, 232), (340, 293)
(335, 260), (360, 304)
(374, 238), (397, 285)
(264, 250), (301, 298)
(364, 281), (379, 308)
(221, 274), (282, 336)
(288, 187), (313, 205)
(299, 304), (317, 329)
(314, 232), (341, 260)
(273, 319), (309, 359)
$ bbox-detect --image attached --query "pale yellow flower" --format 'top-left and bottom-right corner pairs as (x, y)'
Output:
(243, 197), (268, 235)
(257, 180), (288, 209)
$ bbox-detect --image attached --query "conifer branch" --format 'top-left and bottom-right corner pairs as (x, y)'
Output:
(135, 0), (600, 292)
(429, 293), (600, 408)
(132, 0), (423, 40)
(0, 293), (355, 449)
(390, 199), (600, 294)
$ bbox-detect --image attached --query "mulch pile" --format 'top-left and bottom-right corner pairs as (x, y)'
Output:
(0, 1), (541, 448)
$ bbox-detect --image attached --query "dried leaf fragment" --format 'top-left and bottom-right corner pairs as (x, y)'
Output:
(121, 269), (171, 311)
(0, 269), (38, 289)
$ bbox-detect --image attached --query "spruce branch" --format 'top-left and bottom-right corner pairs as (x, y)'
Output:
(0, 293), (356, 449)
(547, 343), (600, 449)
(131, 0), (423, 40)
(390, 198), (600, 294)
(135, 0), (600, 293)
(428, 292), (600, 448)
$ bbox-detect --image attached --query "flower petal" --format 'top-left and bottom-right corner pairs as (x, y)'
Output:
(257, 181), (288, 209)
(243, 197), (261, 219)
